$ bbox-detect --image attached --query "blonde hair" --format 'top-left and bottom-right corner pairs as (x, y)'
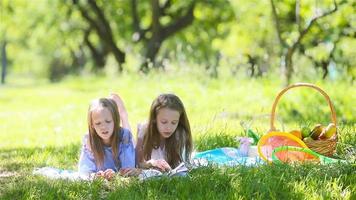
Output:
(143, 94), (193, 168)
(87, 98), (121, 168)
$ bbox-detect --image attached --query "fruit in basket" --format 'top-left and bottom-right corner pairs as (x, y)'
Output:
(301, 126), (311, 138)
(310, 124), (324, 140)
(289, 130), (302, 139)
(303, 137), (314, 142)
(319, 123), (337, 139)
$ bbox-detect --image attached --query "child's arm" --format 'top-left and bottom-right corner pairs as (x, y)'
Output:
(78, 136), (97, 174)
(119, 128), (136, 168)
(109, 93), (131, 131)
(147, 159), (172, 172)
(137, 153), (172, 172)
(136, 124), (172, 171)
(118, 129), (142, 177)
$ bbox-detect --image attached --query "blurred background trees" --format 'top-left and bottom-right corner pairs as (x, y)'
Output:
(1, 0), (355, 83)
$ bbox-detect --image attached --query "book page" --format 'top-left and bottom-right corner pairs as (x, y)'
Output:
(168, 163), (188, 176)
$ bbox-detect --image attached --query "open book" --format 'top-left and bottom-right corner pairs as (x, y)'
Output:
(139, 162), (189, 180)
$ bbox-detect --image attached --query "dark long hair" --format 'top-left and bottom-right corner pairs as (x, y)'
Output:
(143, 94), (193, 168)
(87, 98), (121, 168)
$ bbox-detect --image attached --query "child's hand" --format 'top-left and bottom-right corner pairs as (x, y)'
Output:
(103, 169), (115, 180)
(94, 170), (105, 178)
(94, 169), (115, 180)
(148, 159), (172, 172)
(119, 168), (141, 177)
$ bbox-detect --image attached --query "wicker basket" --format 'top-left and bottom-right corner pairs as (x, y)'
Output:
(269, 83), (337, 157)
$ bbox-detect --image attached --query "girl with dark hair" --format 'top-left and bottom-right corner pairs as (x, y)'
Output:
(136, 94), (193, 171)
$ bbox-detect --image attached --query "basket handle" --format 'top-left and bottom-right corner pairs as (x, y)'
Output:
(269, 83), (337, 131)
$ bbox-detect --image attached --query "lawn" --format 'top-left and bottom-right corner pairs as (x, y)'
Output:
(0, 73), (355, 199)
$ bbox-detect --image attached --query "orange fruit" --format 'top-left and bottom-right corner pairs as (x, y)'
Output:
(289, 130), (302, 139)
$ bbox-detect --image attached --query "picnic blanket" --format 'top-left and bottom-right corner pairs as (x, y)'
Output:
(33, 147), (264, 181)
(192, 147), (265, 167)
(33, 167), (187, 181)
(33, 167), (92, 181)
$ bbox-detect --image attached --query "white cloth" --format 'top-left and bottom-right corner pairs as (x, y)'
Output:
(151, 146), (166, 160)
(33, 167), (92, 181)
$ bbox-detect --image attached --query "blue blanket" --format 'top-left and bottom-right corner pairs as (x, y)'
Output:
(192, 147), (264, 167)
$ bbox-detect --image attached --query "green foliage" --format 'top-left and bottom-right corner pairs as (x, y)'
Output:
(2, 0), (354, 80)
(163, 0), (235, 62)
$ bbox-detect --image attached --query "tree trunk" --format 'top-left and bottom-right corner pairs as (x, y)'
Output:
(141, 36), (162, 73)
(284, 48), (294, 84)
(1, 41), (7, 84)
(137, 0), (195, 72)
(87, 0), (125, 71)
(101, 30), (125, 71)
(75, 0), (126, 72)
(247, 54), (257, 77)
(84, 29), (108, 69)
(321, 61), (329, 79)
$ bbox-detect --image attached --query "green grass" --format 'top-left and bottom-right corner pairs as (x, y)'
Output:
(0, 72), (355, 199)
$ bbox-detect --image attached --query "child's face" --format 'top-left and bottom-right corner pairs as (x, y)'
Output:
(91, 107), (114, 145)
(156, 108), (180, 139)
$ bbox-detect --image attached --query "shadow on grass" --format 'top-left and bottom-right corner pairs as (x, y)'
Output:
(1, 160), (355, 199)
(0, 143), (81, 172)
(107, 163), (356, 199)
(1, 142), (355, 199)
(0, 175), (107, 199)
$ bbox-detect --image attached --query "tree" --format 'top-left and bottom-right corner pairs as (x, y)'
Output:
(157, 0), (235, 77)
(73, 0), (126, 71)
(299, 1), (355, 80)
(270, 0), (338, 83)
(131, 0), (196, 72)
